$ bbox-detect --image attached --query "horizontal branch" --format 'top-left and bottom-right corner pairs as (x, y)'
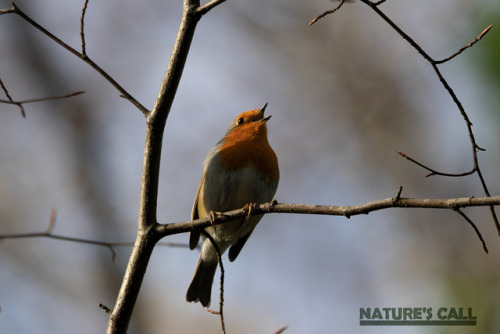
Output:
(2, 196), (494, 260)
(156, 195), (497, 253)
(0, 90), (84, 105)
(0, 209), (191, 261)
(157, 196), (500, 236)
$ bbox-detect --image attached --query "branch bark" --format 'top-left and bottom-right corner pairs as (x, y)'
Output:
(106, 0), (225, 332)
(157, 196), (500, 237)
(155, 195), (500, 255)
(1, 2), (149, 115)
(309, 0), (499, 234)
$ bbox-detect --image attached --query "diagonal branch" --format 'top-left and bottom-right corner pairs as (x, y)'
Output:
(356, 0), (499, 234)
(396, 151), (476, 178)
(0, 78), (25, 118)
(308, 0), (499, 235)
(1, 2), (149, 116)
(454, 208), (488, 253)
(309, 0), (346, 26)
(435, 25), (493, 64)
(107, 0), (228, 332)
(196, 0), (227, 15)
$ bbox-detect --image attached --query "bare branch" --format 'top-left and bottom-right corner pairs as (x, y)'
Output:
(0, 90), (85, 105)
(454, 208), (488, 253)
(350, 0), (499, 234)
(309, 0), (346, 26)
(396, 151), (475, 178)
(196, 0), (228, 15)
(474, 167), (500, 234)
(0, 6), (15, 15)
(435, 25), (493, 64)
(0, 209), (191, 263)
(0, 209), (116, 260)
(107, 0), (208, 332)
(0, 78), (25, 117)
(3, 2), (148, 115)
(80, 0), (90, 56)
(157, 197), (500, 253)
(274, 326), (288, 334)
(99, 303), (113, 315)
(202, 231), (226, 333)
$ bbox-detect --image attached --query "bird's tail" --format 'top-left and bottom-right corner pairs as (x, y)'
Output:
(186, 256), (218, 307)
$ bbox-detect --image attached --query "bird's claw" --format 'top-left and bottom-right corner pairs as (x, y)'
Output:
(243, 203), (257, 221)
(209, 210), (217, 232)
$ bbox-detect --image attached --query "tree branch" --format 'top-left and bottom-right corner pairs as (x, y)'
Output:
(1, 2), (149, 115)
(158, 197), (500, 235)
(435, 25), (492, 64)
(80, 0), (90, 56)
(106, 0), (226, 332)
(357, 0), (499, 234)
(0, 77), (25, 118)
(454, 208), (488, 253)
(0, 209), (191, 262)
(309, 0), (346, 26)
(202, 231), (226, 333)
(156, 196), (500, 253)
(0, 89), (85, 114)
(309, 0), (499, 234)
(196, 0), (227, 15)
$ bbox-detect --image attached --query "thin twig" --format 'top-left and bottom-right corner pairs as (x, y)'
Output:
(0, 7), (15, 15)
(309, 0), (346, 26)
(4, 2), (149, 116)
(454, 209), (488, 253)
(99, 303), (113, 315)
(0, 78), (25, 118)
(80, 0), (89, 56)
(435, 25), (493, 64)
(0, 90), (85, 105)
(353, 0), (498, 234)
(274, 326), (288, 334)
(396, 151), (475, 177)
(0, 209), (192, 262)
(475, 166), (500, 234)
(394, 186), (403, 202)
(202, 231), (226, 334)
(196, 0), (227, 15)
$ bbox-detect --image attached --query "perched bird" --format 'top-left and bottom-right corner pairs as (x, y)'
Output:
(186, 103), (279, 307)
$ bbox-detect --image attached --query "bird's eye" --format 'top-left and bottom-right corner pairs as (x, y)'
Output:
(237, 117), (245, 125)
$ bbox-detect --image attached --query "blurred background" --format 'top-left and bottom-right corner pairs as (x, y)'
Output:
(0, 0), (499, 333)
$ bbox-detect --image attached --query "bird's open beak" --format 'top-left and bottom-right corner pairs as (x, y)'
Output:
(257, 103), (271, 122)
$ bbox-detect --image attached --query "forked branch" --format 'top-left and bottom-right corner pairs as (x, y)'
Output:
(0, 2), (149, 115)
(309, 0), (498, 234)
(0, 209), (192, 262)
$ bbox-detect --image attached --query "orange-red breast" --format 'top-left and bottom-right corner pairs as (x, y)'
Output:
(186, 103), (279, 307)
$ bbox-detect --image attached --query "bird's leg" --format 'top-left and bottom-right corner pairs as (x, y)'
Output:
(209, 210), (217, 232)
(242, 203), (257, 222)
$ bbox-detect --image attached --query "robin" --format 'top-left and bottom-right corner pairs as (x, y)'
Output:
(186, 103), (279, 307)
